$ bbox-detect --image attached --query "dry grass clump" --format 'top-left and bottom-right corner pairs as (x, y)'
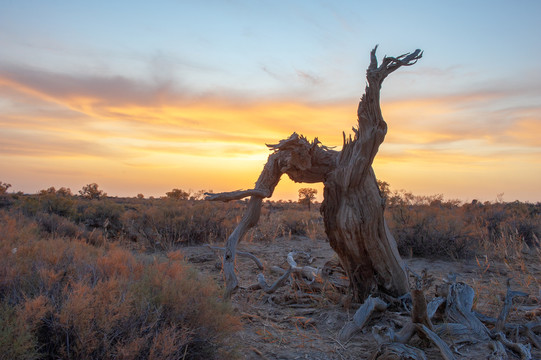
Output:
(248, 203), (326, 242)
(387, 203), (477, 259)
(2, 183), (539, 261)
(0, 210), (240, 359)
(384, 190), (540, 260)
(122, 199), (244, 249)
(3, 187), (327, 250)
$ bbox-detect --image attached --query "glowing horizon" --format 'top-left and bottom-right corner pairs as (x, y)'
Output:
(1, 1), (540, 203)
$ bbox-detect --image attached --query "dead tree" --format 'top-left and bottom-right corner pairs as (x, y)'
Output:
(207, 46), (422, 300)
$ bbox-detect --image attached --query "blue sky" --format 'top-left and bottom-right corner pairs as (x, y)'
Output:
(1, 0), (540, 201)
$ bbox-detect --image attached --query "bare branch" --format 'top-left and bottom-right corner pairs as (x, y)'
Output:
(370, 342), (427, 360)
(416, 324), (456, 360)
(254, 268), (292, 294)
(205, 189), (270, 202)
(493, 332), (532, 359)
(445, 281), (490, 339)
(205, 245), (264, 270)
(495, 279), (528, 332)
(339, 296), (388, 343)
(427, 297), (446, 319)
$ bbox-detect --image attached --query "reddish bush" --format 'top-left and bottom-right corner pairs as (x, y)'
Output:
(0, 211), (240, 359)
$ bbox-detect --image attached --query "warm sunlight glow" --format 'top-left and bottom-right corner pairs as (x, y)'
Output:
(1, 1), (540, 202)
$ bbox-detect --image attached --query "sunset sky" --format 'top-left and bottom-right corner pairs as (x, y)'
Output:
(1, 1), (540, 202)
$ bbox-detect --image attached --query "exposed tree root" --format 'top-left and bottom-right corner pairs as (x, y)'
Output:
(370, 342), (427, 360)
(339, 296), (388, 343)
(492, 331), (532, 359)
(334, 273), (539, 359)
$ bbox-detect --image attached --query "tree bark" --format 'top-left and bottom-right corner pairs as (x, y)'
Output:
(207, 46), (422, 300)
(321, 46), (421, 300)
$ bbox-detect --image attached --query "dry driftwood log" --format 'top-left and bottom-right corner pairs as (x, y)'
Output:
(206, 46), (422, 300)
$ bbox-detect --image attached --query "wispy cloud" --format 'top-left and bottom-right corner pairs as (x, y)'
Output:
(1, 61), (540, 200)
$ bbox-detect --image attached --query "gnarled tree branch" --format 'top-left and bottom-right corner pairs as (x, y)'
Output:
(206, 47), (422, 300)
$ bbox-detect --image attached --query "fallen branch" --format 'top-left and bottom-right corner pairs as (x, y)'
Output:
(495, 279), (528, 332)
(205, 188), (270, 202)
(339, 296), (388, 343)
(445, 280), (490, 340)
(372, 323), (417, 345)
(489, 340), (508, 359)
(411, 288), (433, 330)
(370, 342), (426, 360)
(474, 312), (541, 334)
(416, 324), (456, 360)
(286, 251), (320, 283)
(426, 296), (446, 319)
(253, 268), (292, 294)
(434, 323), (475, 341)
(493, 331), (532, 359)
(205, 245), (264, 270)
(524, 328), (541, 350)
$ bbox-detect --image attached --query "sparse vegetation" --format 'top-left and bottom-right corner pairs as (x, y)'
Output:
(0, 182), (538, 258)
(79, 183), (107, 200)
(0, 210), (240, 359)
(298, 187), (317, 211)
(0, 181), (539, 358)
(165, 188), (190, 201)
(0, 182), (11, 195)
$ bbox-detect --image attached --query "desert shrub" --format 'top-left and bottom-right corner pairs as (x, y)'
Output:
(78, 183), (106, 200)
(512, 217), (540, 247)
(37, 187), (75, 217)
(13, 188), (75, 218)
(122, 200), (242, 248)
(0, 211), (240, 359)
(76, 199), (124, 237)
(0, 182), (11, 195)
(477, 201), (541, 247)
(279, 209), (309, 236)
(0, 195), (13, 209)
(248, 206), (325, 241)
(385, 191), (477, 259)
(388, 204), (476, 259)
(0, 301), (42, 360)
(0, 210), (39, 246)
(165, 188), (190, 200)
(35, 213), (82, 239)
(0, 181), (12, 208)
(16, 196), (41, 217)
(0, 183), (13, 208)
(385, 187), (540, 259)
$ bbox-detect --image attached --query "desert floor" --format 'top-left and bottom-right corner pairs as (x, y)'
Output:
(183, 235), (540, 359)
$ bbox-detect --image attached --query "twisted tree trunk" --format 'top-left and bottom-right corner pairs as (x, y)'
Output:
(207, 46), (422, 300)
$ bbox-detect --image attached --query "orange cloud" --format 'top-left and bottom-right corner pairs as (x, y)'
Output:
(1, 63), (540, 201)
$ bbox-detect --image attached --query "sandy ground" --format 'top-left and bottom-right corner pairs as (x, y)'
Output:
(183, 236), (541, 359)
